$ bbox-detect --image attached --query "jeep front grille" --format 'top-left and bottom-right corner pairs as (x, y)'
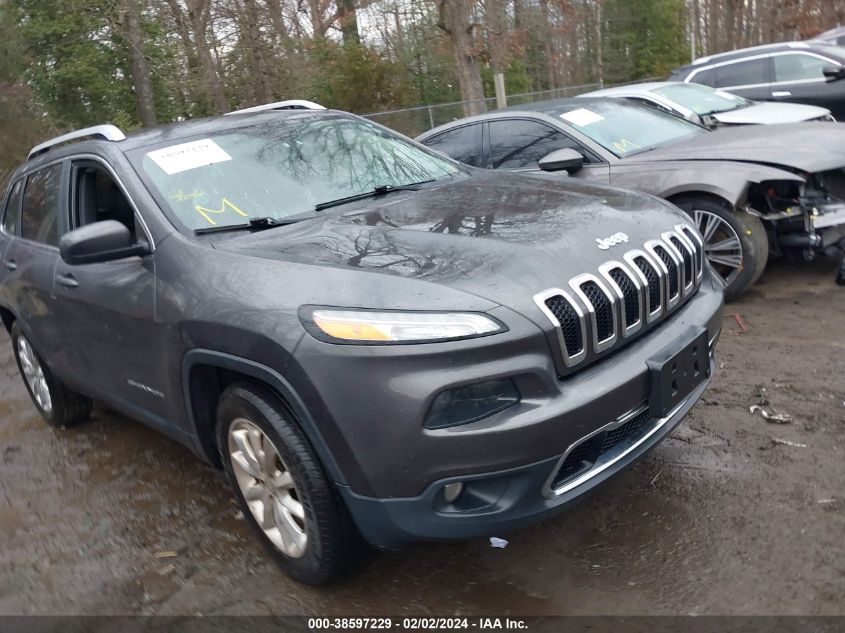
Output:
(534, 225), (704, 371)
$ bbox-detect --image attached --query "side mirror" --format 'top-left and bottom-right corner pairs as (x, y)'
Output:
(59, 220), (150, 265)
(823, 65), (845, 82)
(538, 148), (584, 173)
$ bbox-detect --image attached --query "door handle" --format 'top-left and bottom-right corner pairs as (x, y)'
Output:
(4, 260), (17, 271)
(56, 273), (79, 288)
(772, 91), (792, 97)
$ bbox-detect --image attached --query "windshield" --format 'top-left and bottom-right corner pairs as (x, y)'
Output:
(653, 83), (751, 115)
(133, 116), (460, 231)
(813, 43), (845, 61)
(553, 100), (706, 157)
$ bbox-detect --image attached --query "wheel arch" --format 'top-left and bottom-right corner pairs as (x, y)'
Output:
(0, 305), (15, 333)
(662, 186), (747, 211)
(665, 189), (738, 211)
(182, 349), (346, 485)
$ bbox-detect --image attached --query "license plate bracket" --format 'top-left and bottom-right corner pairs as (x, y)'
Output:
(646, 328), (710, 417)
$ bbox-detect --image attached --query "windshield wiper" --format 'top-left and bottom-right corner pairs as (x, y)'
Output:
(314, 180), (435, 211)
(194, 216), (304, 235)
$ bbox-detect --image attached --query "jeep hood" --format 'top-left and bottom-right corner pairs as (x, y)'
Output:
(213, 171), (689, 308)
(627, 122), (845, 173)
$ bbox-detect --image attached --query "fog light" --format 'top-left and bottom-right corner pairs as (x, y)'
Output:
(424, 378), (520, 429)
(443, 482), (464, 503)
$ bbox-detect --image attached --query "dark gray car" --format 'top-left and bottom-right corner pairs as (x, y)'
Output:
(0, 106), (723, 584)
(417, 97), (845, 299)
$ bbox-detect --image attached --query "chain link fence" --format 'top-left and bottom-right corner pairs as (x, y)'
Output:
(362, 80), (659, 137)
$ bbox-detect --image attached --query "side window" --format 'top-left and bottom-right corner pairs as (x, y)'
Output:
(423, 124), (482, 167)
(690, 68), (715, 86)
(21, 164), (62, 246)
(2, 180), (23, 235)
(73, 163), (136, 240)
(774, 54), (831, 82)
(714, 58), (770, 87)
(488, 119), (590, 169)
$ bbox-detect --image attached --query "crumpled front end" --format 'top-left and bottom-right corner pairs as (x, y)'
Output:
(746, 171), (845, 259)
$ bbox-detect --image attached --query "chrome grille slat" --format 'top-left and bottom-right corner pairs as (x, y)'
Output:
(626, 250), (663, 322)
(535, 226), (703, 372)
(533, 288), (587, 367)
(599, 260), (643, 337)
(569, 274), (618, 353)
(668, 230), (698, 294)
(676, 223), (705, 281)
(645, 239), (680, 309)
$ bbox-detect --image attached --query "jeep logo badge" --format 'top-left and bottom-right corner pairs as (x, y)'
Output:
(595, 232), (629, 250)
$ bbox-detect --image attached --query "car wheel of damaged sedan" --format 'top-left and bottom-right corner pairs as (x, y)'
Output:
(675, 197), (768, 300)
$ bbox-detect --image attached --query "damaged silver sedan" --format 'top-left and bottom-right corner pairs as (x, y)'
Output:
(417, 97), (845, 299)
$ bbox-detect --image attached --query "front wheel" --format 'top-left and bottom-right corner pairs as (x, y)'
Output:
(217, 384), (360, 585)
(674, 197), (769, 301)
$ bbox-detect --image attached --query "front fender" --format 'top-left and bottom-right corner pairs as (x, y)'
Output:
(611, 160), (805, 207)
(181, 347), (351, 487)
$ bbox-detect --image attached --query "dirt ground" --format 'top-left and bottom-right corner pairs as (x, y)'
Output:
(0, 257), (843, 616)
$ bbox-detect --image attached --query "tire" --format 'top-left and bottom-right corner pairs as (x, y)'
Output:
(216, 383), (360, 585)
(10, 322), (92, 427)
(674, 196), (769, 301)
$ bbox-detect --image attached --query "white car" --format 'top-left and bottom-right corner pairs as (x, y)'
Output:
(581, 81), (835, 128)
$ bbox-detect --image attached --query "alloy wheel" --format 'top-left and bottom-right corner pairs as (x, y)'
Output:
(228, 418), (308, 558)
(693, 209), (743, 288)
(17, 336), (52, 414)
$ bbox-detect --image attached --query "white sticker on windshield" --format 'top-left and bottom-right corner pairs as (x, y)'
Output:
(147, 138), (232, 175)
(560, 108), (605, 126)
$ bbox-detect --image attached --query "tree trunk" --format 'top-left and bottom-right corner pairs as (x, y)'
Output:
(337, 0), (360, 45)
(187, 0), (228, 112)
(594, 0), (603, 86)
(241, 0), (273, 104)
(539, 0), (556, 90)
(122, 0), (157, 127)
(308, 0), (326, 36)
(487, 0), (507, 73)
(438, 0), (486, 116)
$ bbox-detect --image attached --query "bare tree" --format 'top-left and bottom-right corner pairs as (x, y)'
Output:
(121, 0), (158, 126)
(437, 0), (486, 116)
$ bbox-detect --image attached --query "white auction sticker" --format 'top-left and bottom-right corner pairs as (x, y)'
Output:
(560, 108), (605, 126)
(147, 138), (232, 175)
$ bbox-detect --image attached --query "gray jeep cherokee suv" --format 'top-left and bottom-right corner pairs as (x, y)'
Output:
(0, 104), (723, 585)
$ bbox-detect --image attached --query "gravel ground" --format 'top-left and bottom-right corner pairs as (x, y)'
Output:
(0, 257), (843, 616)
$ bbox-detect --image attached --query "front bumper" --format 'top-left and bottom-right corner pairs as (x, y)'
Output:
(338, 366), (712, 549)
(295, 270), (724, 502)
(296, 271), (723, 549)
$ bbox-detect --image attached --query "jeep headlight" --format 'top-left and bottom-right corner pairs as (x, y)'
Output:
(305, 309), (504, 344)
